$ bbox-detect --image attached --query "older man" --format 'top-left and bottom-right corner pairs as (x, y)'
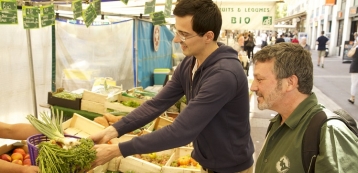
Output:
(300, 37), (310, 50)
(252, 43), (358, 173)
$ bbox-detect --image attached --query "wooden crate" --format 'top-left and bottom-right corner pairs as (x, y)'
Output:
(82, 90), (108, 104)
(154, 116), (174, 130)
(162, 147), (200, 173)
(62, 113), (105, 138)
(118, 149), (174, 173)
(81, 100), (106, 115)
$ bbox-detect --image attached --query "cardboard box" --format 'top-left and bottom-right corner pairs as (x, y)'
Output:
(47, 92), (82, 110)
(119, 149), (174, 173)
(162, 147), (200, 173)
(62, 113), (105, 138)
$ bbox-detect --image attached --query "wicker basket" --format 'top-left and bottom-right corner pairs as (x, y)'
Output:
(26, 134), (79, 165)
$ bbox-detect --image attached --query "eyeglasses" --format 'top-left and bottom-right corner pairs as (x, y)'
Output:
(173, 28), (202, 42)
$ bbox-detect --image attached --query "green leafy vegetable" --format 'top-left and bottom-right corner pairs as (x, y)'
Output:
(26, 108), (96, 173)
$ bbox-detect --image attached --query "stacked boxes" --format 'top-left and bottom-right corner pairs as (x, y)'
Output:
(81, 90), (109, 114)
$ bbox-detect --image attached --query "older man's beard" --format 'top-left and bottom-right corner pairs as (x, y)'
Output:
(257, 80), (284, 110)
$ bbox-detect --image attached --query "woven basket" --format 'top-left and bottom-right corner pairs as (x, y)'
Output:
(26, 134), (79, 165)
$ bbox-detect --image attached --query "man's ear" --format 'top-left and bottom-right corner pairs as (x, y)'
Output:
(205, 31), (215, 42)
(287, 75), (299, 90)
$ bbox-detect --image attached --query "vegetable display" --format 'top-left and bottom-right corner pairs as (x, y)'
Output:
(170, 155), (200, 169)
(121, 100), (141, 108)
(133, 153), (170, 166)
(52, 91), (82, 101)
(26, 108), (96, 173)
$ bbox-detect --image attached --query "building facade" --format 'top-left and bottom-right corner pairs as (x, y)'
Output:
(276, 0), (358, 58)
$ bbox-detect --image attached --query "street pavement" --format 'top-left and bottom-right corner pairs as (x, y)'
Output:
(248, 47), (358, 165)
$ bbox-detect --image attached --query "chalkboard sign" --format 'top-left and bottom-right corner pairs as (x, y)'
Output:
(40, 4), (54, 15)
(93, 0), (100, 15)
(72, 0), (82, 19)
(40, 4), (54, 27)
(22, 6), (40, 17)
(150, 11), (165, 25)
(41, 13), (54, 27)
(82, 3), (96, 27)
(144, 0), (156, 14)
(152, 19), (166, 26)
(22, 6), (40, 29)
(164, 0), (172, 17)
(23, 15), (39, 29)
(0, 0), (18, 24)
(0, 0), (17, 11)
(0, 11), (17, 24)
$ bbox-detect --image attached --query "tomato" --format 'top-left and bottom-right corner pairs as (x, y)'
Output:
(177, 156), (190, 166)
(190, 157), (198, 166)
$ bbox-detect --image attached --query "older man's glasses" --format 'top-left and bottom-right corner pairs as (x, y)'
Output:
(173, 28), (202, 42)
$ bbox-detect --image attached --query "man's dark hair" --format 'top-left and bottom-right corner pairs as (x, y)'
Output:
(173, 0), (222, 41)
(321, 31), (325, 35)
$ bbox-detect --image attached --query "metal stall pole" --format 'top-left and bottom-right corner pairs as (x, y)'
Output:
(26, 29), (38, 118)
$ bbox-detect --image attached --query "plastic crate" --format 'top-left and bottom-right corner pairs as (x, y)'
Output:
(48, 92), (82, 110)
(154, 68), (170, 85)
(26, 134), (80, 166)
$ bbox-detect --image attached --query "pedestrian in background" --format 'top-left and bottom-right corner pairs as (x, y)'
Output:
(245, 33), (255, 61)
(316, 31), (329, 68)
(89, 0), (254, 172)
(284, 33), (291, 42)
(275, 34), (285, 44)
(238, 33), (245, 53)
(300, 37), (310, 51)
(291, 35), (299, 43)
(251, 42), (358, 173)
(261, 31), (268, 49)
(348, 41), (358, 104)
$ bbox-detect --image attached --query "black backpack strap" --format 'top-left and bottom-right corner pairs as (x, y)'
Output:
(302, 109), (358, 173)
(333, 109), (358, 137)
(302, 110), (328, 173)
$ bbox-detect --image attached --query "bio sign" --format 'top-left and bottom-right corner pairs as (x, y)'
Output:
(217, 2), (275, 30)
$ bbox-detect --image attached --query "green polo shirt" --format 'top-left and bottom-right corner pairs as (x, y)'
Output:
(255, 93), (358, 173)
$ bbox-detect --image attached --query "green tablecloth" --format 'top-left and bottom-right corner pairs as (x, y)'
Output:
(52, 105), (102, 121)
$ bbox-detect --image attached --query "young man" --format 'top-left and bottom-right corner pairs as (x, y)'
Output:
(316, 31), (329, 68)
(0, 122), (40, 173)
(251, 43), (358, 173)
(89, 0), (254, 172)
